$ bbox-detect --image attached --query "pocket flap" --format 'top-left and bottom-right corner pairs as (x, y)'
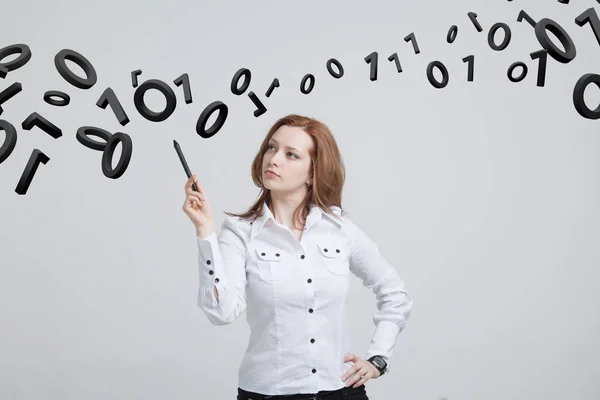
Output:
(255, 246), (284, 262)
(317, 242), (345, 258)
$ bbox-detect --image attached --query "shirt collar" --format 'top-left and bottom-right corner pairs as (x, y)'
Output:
(250, 202), (343, 239)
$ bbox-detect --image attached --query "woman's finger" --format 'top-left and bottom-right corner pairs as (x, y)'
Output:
(352, 369), (370, 388)
(193, 178), (205, 195)
(347, 365), (368, 387)
(185, 174), (196, 189)
(188, 192), (203, 204)
(187, 188), (204, 199)
(187, 184), (205, 197)
(191, 195), (205, 206)
(186, 188), (202, 200)
(192, 198), (204, 210)
(353, 373), (369, 388)
(185, 174), (204, 194)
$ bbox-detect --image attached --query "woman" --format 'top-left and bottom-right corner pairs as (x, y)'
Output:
(182, 114), (412, 399)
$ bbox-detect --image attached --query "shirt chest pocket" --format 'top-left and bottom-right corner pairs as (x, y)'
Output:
(254, 246), (287, 281)
(317, 241), (349, 276)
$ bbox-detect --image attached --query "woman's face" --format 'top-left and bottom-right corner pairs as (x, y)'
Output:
(262, 125), (314, 195)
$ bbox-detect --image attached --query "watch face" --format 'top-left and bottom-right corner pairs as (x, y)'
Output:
(372, 356), (386, 369)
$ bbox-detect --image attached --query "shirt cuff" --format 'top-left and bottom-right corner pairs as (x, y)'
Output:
(365, 320), (402, 372)
(197, 232), (226, 291)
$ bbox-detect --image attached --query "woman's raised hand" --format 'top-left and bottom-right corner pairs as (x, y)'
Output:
(182, 174), (215, 237)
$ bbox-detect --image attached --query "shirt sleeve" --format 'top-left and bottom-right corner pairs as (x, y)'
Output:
(344, 218), (413, 373)
(196, 216), (248, 326)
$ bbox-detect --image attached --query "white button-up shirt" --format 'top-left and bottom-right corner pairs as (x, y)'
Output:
(196, 203), (412, 395)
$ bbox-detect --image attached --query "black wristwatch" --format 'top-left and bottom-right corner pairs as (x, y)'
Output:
(367, 355), (387, 376)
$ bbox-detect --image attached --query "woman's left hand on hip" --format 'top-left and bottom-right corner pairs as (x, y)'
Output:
(341, 353), (380, 388)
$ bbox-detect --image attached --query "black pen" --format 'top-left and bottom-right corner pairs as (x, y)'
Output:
(173, 139), (198, 192)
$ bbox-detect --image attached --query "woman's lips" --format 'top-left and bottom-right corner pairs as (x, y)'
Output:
(266, 171), (279, 177)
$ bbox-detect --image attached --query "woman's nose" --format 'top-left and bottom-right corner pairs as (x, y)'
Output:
(271, 151), (283, 164)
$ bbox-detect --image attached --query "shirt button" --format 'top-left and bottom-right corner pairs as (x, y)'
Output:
(209, 270), (214, 275)
(310, 338), (315, 343)
(323, 248), (328, 252)
(309, 308), (314, 313)
(206, 260), (211, 265)
(312, 368), (317, 373)
(300, 255), (305, 259)
(261, 252), (266, 256)
(307, 278), (312, 283)
(336, 249), (340, 253)
(215, 278), (220, 283)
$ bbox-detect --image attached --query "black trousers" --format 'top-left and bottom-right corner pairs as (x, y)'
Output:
(237, 384), (369, 400)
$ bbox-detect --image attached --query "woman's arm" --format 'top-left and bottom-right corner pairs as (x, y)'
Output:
(344, 218), (413, 373)
(196, 216), (248, 326)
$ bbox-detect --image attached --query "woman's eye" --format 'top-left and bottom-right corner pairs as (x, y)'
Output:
(267, 144), (297, 159)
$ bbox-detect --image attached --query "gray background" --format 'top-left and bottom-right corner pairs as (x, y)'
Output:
(1, 0), (599, 399)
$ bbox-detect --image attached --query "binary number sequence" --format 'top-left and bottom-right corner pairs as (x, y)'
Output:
(1, 1), (600, 195)
(362, 6), (597, 96)
(0, 45), (134, 194)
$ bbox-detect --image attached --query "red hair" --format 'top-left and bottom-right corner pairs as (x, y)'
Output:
(224, 114), (347, 230)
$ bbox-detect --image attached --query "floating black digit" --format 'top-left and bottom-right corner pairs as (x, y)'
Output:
(96, 88), (130, 125)
(0, 82), (22, 115)
(101, 132), (133, 179)
(530, 49), (548, 87)
(196, 100), (228, 139)
(131, 69), (142, 88)
(427, 61), (449, 88)
(231, 68), (251, 95)
(575, 8), (600, 47)
(326, 58), (344, 79)
(0, 44), (32, 78)
(265, 78), (280, 98)
(300, 74), (315, 94)
(133, 79), (177, 122)
(447, 25), (458, 43)
(43, 90), (70, 107)
(0, 119), (17, 164)
(54, 49), (97, 89)
(22, 112), (62, 139)
(365, 52), (378, 81)
(462, 55), (475, 81)
(248, 92), (267, 117)
(387, 53), (402, 73)
(76, 126), (112, 151)
(573, 73), (600, 119)
(174, 73), (193, 104)
(15, 149), (49, 195)
(404, 33), (420, 54)
(508, 62), (528, 82)
(76, 126), (133, 178)
(488, 22), (512, 51)
(534, 18), (576, 63)
(468, 12), (483, 32)
(517, 10), (536, 28)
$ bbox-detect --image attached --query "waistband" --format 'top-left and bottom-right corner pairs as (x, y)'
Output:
(237, 385), (364, 400)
